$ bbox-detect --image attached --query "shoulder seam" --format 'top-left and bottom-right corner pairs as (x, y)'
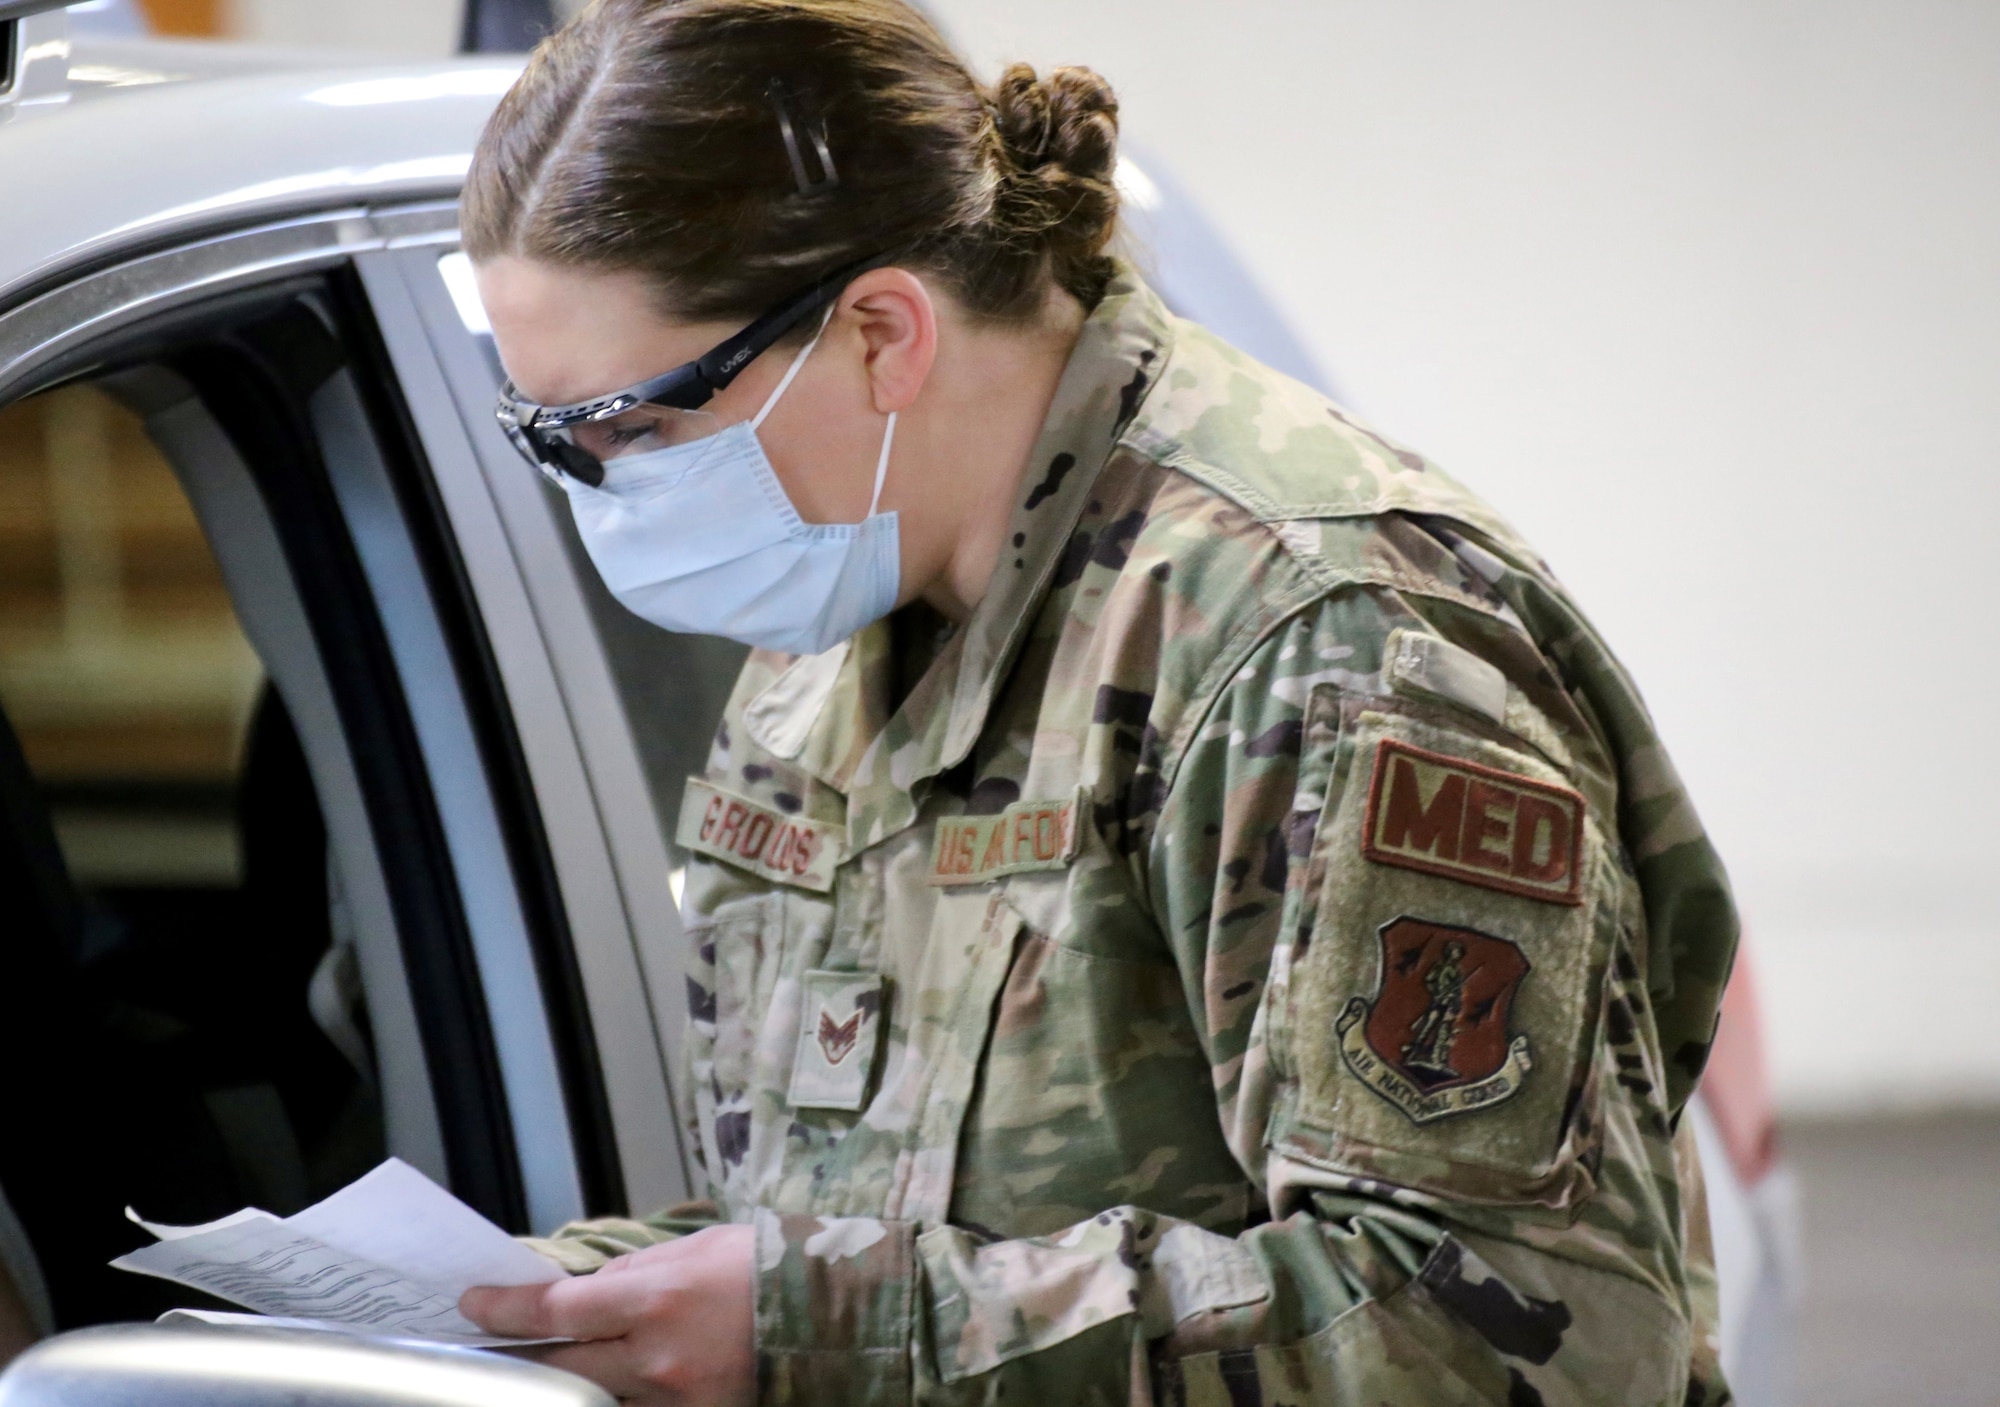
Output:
(1137, 430), (1464, 527)
(1152, 572), (1332, 800)
(1123, 438), (1519, 625)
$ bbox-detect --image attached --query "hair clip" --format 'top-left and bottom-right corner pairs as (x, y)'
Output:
(768, 80), (839, 196)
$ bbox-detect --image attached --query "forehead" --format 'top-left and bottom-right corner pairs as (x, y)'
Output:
(472, 256), (734, 406)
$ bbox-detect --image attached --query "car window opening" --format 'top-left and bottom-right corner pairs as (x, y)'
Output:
(0, 383), (385, 1330)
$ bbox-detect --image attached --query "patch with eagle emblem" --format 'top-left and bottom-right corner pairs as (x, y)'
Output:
(787, 970), (885, 1111)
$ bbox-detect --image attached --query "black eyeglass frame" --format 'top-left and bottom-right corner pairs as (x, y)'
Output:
(494, 249), (897, 487)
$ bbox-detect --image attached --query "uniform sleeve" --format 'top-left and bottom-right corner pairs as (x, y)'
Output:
(756, 591), (1714, 1406)
(521, 1201), (721, 1275)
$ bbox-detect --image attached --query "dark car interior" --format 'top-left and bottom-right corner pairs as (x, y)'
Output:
(0, 266), (648, 1337)
(0, 385), (381, 1330)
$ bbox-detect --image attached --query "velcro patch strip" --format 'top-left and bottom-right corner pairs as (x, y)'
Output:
(927, 793), (1084, 885)
(1361, 739), (1584, 906)
(678, 778), (843, 892)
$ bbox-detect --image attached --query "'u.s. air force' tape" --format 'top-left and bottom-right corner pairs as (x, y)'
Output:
(927, 793), (1084, 885)
(678, 778), (843, 892)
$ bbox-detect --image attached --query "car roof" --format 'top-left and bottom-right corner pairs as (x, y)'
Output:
(1, 23), (1332, 392)
(3, 31), (520, 306)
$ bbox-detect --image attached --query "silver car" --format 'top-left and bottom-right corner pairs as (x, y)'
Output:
(0, 5), (1795, 1401)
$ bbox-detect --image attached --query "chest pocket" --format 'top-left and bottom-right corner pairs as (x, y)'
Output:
(687, 822), (1028, 1229)
(1274, 686), (1618, 1210)
(685, 883), (838, 1208)
(802, 889), (1025, 1227)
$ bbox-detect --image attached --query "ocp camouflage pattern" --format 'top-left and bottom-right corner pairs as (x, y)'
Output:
(539, 264), (1739, 1405)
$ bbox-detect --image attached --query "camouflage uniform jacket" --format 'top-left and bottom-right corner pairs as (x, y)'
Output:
(541, 265), (1740, 1406)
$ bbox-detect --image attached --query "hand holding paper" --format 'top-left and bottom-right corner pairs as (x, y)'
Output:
(460, 1224), (757, 1406)
(112, 1158), (565, 1347)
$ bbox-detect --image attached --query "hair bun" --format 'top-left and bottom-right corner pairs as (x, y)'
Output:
(992, 63), (1119, 190)
(988, 62), (1121, 305)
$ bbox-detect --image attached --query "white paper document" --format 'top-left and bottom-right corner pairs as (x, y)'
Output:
(112, 1158), (565, 1347)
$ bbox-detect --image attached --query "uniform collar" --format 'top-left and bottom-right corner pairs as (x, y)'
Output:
(747, 264), (1175, 851)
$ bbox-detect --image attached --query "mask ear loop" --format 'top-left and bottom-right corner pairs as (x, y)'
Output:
(868, 411), (896, 517)
(751, 304), (836, 432)
(749, 300), (895, 522)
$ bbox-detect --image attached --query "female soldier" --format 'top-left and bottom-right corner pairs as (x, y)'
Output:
(458, 1), (1740, 1402)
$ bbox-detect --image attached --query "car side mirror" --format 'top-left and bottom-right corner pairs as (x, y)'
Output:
(0, 1322), (613, 1406)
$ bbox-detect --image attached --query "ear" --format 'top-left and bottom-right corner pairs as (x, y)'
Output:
(839, 267), (938, 415)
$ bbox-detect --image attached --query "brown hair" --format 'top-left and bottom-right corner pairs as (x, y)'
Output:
(462, 0), (1122, 326)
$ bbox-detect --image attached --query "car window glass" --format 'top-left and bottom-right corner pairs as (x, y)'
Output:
(437, 250), (748, 900)
(0, 386), (260, 887)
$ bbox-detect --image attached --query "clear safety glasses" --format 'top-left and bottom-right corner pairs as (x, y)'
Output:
(494, 250), (894, 488)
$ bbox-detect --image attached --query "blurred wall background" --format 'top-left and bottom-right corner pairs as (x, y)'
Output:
(921, 1), (2000, 1122)
(103, 0), (2000, 1119)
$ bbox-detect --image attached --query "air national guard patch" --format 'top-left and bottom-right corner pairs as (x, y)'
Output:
(1338, 917), (1534, 1123)
(927, 794), (1083, 885)
(1361, 739), (1584, 905)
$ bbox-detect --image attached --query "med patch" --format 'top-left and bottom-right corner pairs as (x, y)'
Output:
(1338, 917), (1534, 1123)
(1279, 690), (1609, 1203)
(1362, 739), (1583, 905)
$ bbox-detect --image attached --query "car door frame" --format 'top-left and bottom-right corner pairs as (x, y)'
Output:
(351, 232), (695, 1215)
(0, 199), (695, 1228)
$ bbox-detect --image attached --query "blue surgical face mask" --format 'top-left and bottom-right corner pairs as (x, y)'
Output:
(558, 321), (901, 656)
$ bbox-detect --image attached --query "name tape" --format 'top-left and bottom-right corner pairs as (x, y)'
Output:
(679, 778), (843, 892)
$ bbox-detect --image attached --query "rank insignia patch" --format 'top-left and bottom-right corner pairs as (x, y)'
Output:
(1337, 917), (1534, 1123)
(1361, 739), (1584, 905)
(788, 970), (884, 1112)
(817, 1008), (861, 1065)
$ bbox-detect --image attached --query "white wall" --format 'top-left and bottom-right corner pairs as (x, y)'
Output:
(224, 0), (459, 56)
(922, 0), (2000, 1115)
(220, 0), (589, 55)
(201, 0), (2000, 1114)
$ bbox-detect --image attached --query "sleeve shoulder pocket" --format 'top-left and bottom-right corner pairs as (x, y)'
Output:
(1272, 686), (1617, 1212)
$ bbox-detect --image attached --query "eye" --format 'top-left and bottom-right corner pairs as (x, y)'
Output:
(604, 422), (656, 449)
